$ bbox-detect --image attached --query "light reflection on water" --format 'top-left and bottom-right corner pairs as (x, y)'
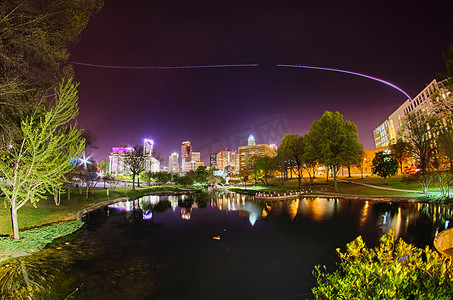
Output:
(106, 193), (453, 246)
(2, 192), (452, 299)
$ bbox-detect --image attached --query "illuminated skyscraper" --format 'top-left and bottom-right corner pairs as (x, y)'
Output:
(181, 141), (192, 172)
(216, 149), (239, 172)
(210, 153), (217, 167)
(192, 151), (201, 162)
(373, 79), (451, 147)
(238, 141), (274, 171)
(248, 134), (256, 146)
(169, 152), (179, 173)
(143, 139), (154, 156)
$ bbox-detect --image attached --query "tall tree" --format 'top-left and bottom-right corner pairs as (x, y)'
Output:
(274, 146), (290, 188)
(256, 156), (275, 185)
(389, 138), (413, 173)
(371, 151), (399, 184)
(307, 111), (362, 191)
(280, 134), (305, 189)
(437, 131), (453, 171)
(302, 133), (318, 186)
(0, 79), (85, 239)
(0, 0), (104, 145)
(123, 145), (147, 191)
(400, 111), (437, 174)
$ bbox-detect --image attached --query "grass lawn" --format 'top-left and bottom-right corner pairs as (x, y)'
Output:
(245, 174), (445, 197)
(0, 185), (199, 236)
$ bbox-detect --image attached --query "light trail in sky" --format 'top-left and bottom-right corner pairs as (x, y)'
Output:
(71, 61), (412, 101)
(277, 64), (412, 101)
(71, 62), (259, 69)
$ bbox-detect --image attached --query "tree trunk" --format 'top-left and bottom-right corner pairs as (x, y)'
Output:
(67, 185), (71, 201)
(384, 176), (387, 184)
(132, 173), (136, 190)
(333, 166), (338, 191)
(297, 171), (302, 189)
(326, 166), (329, 182)
(400, 161), (404, 174)
(11, 202), (19, 239)
(85, 181), (89, 198)
(347, 166), (351, 177)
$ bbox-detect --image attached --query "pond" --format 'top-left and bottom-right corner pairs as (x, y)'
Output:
(2, 192), (453, 299)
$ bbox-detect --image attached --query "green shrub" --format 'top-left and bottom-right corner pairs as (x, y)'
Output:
(0, 220), (83, 253)
(401, 173), (421, 183)
(312, 230), (453, 299)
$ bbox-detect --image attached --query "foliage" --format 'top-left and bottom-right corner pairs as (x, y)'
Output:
(437, 130), (453, 171)
(302, 133), (318, 184)
(389, 138), (413, 173)
(255, 155), (275, 185)
(150, 171), (172, 184)
(306, 111), (362, 191)
(372, 151), (399, 184)
(400, 111), (438, 174)
(176, 175), (194, 186)
(0, 79), (85, 239)
(194, 165), (209, 183)
(0, 220), (83, 253)
(0, 0), (104, 144)
(274, 146), (289, 188)
(312, 230), (453, 299)
(435, 171), (453, 199)
(401, 173), (421, 184)
(279, 134), (305, 189)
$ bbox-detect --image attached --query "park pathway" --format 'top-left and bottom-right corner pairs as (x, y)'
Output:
(339, 179), (423, 194)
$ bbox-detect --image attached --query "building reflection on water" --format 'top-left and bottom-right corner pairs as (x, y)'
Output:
(375, 202), (453, 241)
(106, 193), (453, 241)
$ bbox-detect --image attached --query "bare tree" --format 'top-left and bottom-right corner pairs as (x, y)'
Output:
(123, 145), (147, 191)
(401, 111), (438, 174)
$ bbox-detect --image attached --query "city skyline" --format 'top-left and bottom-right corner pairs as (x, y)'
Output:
(69, 0), (453, 162)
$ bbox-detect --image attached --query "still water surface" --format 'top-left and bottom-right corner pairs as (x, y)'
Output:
(3, 192), (453, 299)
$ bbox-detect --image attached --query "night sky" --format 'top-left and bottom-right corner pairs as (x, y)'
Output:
(69, 0), (453, 165)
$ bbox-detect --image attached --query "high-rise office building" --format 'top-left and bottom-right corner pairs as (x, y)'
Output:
(192, 151), (201, 162)
(238, 138), (275, 171)
(372, 79), (451, 147)
(216, 149), (239, 172)
(109, 145), (160, 176)
(210, 152), (217, 167)
(169, 152), (179, 173)
(181, 141), (192, 172)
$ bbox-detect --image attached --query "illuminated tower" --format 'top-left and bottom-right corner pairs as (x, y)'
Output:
(169, 152), (179, 173)
(143, 139), (154, 157)
(181, 141), (192, 172)
(248, 134), (256, 146)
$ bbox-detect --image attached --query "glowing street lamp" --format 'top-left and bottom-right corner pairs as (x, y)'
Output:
(78, 152), (92, 169)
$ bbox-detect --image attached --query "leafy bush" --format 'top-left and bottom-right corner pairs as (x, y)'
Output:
(401, 173), (421, 183)
(0, 220), (83, 253)
(312, 230), (453, 299)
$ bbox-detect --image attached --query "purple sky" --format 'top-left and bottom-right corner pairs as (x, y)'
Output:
(69, 0), (453, 165)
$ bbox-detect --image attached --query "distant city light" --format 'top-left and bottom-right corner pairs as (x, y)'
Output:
(112, 147), (133, 153)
